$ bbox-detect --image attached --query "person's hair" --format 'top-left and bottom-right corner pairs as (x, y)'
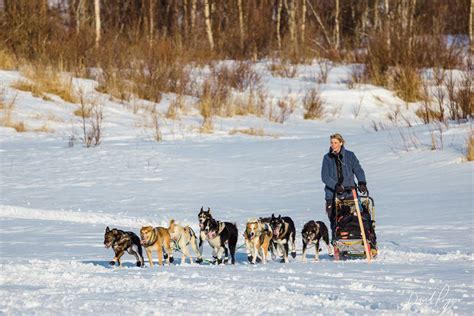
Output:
(330, 133), (345, 144)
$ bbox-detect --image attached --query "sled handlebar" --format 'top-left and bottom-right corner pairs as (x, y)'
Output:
(335, 186), (369, 196)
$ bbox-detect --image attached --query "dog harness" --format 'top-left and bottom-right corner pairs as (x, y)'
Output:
(143, 228), (158, 247)
(275, 222), (289, 239)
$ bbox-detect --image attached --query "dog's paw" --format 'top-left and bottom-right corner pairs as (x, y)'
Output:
(136, 261), (142, 267)
(302, 258), (307, 263)
(108, 261), (115, 266)
(256, 257), (262, 263)
(247, 255), (253, 263)
(195, 258), (203, 264)
(291, 252), (296, 259)
(169, 256), (174, 264)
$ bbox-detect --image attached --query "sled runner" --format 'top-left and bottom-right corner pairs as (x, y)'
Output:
(332, 187), (378, 261)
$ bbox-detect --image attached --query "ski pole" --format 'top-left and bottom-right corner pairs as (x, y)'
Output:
(352, 187), (372, 263)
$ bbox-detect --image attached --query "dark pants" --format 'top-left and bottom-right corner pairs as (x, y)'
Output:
(325, 199), (336, 240)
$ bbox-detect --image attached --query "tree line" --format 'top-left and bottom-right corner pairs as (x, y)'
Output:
(1, 0), (471, 69)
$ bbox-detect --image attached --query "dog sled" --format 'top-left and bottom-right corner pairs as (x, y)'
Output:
(332, 187), (378, 261)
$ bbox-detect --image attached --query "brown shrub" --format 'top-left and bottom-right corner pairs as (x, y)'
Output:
(391, 66), (424, 102)
(303, 87), (325, 120)
(267, 60), (298, 78)
(211, 61), (262, 91)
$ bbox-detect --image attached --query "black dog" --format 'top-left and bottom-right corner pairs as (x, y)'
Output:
(196, 207), (214, 263)
(203, 216), (238, 264)
(269, 214), (296, 263)
(301, 220), (333, 261)
(104, 226), (144, 267)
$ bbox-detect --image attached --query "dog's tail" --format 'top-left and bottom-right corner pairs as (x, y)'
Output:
(137, 240), (144, 257)
(187, 226), (197, 239)
(317, 221), (331, 246)
(131, 234), (144, 257)
(169, 219), (176, 230)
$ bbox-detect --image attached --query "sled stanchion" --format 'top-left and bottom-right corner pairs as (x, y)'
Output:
(352, 187), (372, 264)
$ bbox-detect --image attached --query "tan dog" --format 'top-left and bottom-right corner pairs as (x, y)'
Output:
(139, 226), (174, 267)
(244, 218), (273, 264)
(168, 219), (203, 264)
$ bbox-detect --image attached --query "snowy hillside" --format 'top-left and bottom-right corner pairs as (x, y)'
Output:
(0, 62), (473, 315)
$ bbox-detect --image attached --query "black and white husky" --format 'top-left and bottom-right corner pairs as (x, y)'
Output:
(301, 220), (333, 261)
(269, 214), (296, 263)
(198, 207), (213, 252)
(203, 216), (238, 264)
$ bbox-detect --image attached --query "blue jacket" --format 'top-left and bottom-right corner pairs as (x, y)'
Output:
(321, 146), (366, 200)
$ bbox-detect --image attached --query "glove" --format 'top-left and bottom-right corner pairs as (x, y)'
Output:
(358, 182), (367, 193)
(335, 183), (344, 194)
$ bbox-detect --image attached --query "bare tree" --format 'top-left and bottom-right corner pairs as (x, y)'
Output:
(300, 0), (307, 46)
(74, 0), (87, 35)
(334, 0), (340, 50)
(94, 0), (101, 49)
(148, 0), (154, 46)
(373, 0), (379, 30)
(306, 0), (333, 49)
(204, 0), (214, 50)
(361, 0), (369, 37)
(237, 0), (245, 50)
(470, 0), (473, 54)
(191, 0), (196, 33)
(276, 0), (283, 51)
(407, 0), (417, 54)
(285, 0), (297, 52)
(383, 0), (391, 53)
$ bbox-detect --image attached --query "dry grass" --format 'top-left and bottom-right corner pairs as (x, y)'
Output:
(0, 89), (25, 132)
(0, 50), (18, 70)
(33, 123), (53, 133)
(467, 133), (474, 161)
(228, 127), (278, 138)
(10, 80), (43, 97)
(229, 90), (267, 117)
(8, 121), (27, 132)
(197, 75), (231, 119)
(391, 66), (425, 102)
(415, 107), (443, 124)
(166, 95), (187, 119)
(11, 64), (78, 103)
(198, 89), (214, 133)
(95, 69), (133, 102)
(303, 87), (325, 120)
(73, 107), (91, 118)
(267, 60), (298, 78)
(200, 119), (214, 134)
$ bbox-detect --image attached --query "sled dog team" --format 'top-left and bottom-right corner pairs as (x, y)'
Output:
(104, 207), (333, 267)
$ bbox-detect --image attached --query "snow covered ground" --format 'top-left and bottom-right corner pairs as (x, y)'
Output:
(0, 63), (473, 314)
